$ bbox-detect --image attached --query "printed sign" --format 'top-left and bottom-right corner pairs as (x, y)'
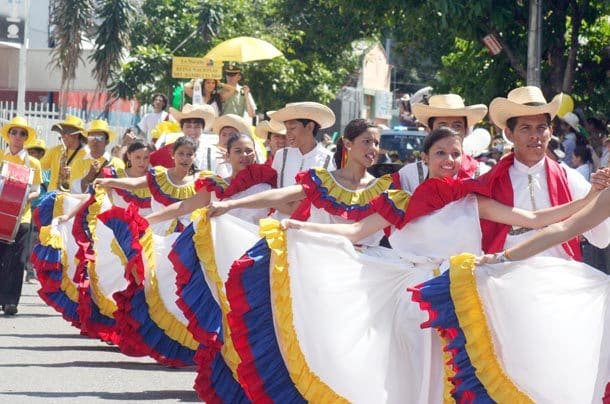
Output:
(172, 57), (223, 79)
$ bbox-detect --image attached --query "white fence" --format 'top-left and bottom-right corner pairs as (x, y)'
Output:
(0, 101), (136, 150)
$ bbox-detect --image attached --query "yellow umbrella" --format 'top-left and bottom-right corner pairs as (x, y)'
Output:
(204, 36), (283, 62)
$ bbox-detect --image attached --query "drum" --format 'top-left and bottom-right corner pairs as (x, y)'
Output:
(0, 161), (33, 243)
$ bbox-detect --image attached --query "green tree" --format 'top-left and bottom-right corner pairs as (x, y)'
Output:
(325, 0), (610, 115)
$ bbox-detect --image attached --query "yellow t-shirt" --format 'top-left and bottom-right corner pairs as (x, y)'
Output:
(2, 150), (43, 224)
(40, 144), (88, 192)
(70, 153), (125, 193)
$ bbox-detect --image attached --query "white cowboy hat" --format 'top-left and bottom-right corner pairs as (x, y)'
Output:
(270, 102), (335, 129)
(489, 86), (561, 130)
(411, 94), (488, 129)
(212, 114), (252, 136)
(255, 119), (286, 138)
(169, 103), (216, 130)
(560, 112), (581, 133)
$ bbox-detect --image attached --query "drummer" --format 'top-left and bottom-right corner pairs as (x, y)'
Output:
(70, 119), (124, 192)
(41, 115), (88, 192)
(0, 116), (43, 316)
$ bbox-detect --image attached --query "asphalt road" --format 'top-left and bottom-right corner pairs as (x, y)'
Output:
(0, 281), (199, 403)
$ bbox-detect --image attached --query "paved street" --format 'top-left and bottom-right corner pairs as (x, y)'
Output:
(0, 281), (199, 403)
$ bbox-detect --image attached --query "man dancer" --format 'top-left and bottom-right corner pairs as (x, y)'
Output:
(481, 86), (610, 259)
(392, 94), (489, 193)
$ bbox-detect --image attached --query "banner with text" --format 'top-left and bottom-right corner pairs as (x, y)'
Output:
(172, 57), (223, 79)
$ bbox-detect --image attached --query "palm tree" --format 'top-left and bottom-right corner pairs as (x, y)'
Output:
(89, 0), (136, 91)
(49, 0), (94, 96)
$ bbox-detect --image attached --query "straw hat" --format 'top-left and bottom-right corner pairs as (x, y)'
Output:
(270, 102), (336, 129)
(560, 112), (581, 133)
(212, 114), (252, 136)
(411, 94), (487, 129)
(169, 103), (216, 130)
(1, 116), (37, 146)
(255, 119), (286, 138)
(489, 86), (561, 130)
(26, 138), (47, 151)
(87, 119), (116, 142)
(51, 114), (86, 135)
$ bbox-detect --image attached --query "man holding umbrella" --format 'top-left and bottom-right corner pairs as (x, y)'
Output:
(220, 64), (256, 119)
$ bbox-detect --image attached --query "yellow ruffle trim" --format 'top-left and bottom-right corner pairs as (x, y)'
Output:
(141, 227), (199, 351)
(53, 192), (66, 219)
(39, 224), (78, 303)
(191, 208), (241, 379)
(311, 168), (393, 206)
(449, 254), (533, 403)
(114, 167), (152, 200)
(86, 189), (121, 318)
(261, 218), (348, 403)
(151, 166), (197, 201)
(383, 189), (412, 211)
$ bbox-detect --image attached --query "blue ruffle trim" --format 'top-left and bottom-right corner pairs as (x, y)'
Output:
(229, 238), (306, 403)
(414, 271), (494, 402)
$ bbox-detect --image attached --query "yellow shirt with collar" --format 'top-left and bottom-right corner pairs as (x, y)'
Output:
(70, 152), (125, 193)
(2, 148), (43, 224)
(40, 144), (88, 192)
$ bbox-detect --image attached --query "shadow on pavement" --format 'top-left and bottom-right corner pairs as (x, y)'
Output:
(0, 360), (196, 372)
(0, 333), (89, 339)
(0, 345), (121, 353)
(0, 389), (199, 402)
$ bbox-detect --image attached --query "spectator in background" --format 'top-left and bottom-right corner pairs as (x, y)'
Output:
(138, 93), (169, 139)
(572, 145), (594, 181)
(560, 112), (582, 168)
(321, 133), (334, 149)
(398, 94), (416, 127)
(545, 136), (566, 164)
(601, 136), (610, 168)
(255, 119), (286, 166)
(220, 65), (256, 119)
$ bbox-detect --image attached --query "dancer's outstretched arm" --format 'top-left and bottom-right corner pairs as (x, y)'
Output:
(93, 176), (147, 191)
(206, 185), (304, 218)
(146, 190), (211, 225)
(478, 188), (610, 264)
(282, 213), (390, 244)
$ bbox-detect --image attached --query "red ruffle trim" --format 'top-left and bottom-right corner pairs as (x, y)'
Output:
(225, 254), (261, 402)
(224, 164), (277, 199)
(295, 169), (385, 221)
(396, 177), (489, 228)
(193, 347), (223, 404)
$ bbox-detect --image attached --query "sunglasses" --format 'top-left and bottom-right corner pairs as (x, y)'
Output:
(9, 129), (28, 138)
(88, 134), (107, 142)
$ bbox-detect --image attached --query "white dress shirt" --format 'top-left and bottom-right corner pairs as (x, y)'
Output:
(271, 143), (336, 188)
(504, 158), (610, 258)
(396, 159), (490, 194)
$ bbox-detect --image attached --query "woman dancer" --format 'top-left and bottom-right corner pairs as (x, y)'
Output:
(95, 136), (199, 235)
(163, 119), (397, 401)
(100, 139), (154, 213)
(409, 180), (610, 402)
(232, 127), (605, 403)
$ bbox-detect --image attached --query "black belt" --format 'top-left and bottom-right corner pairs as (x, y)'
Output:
(508, 226), (534, 236)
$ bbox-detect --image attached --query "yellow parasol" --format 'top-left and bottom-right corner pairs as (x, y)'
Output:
(204, 36), (283, 62)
